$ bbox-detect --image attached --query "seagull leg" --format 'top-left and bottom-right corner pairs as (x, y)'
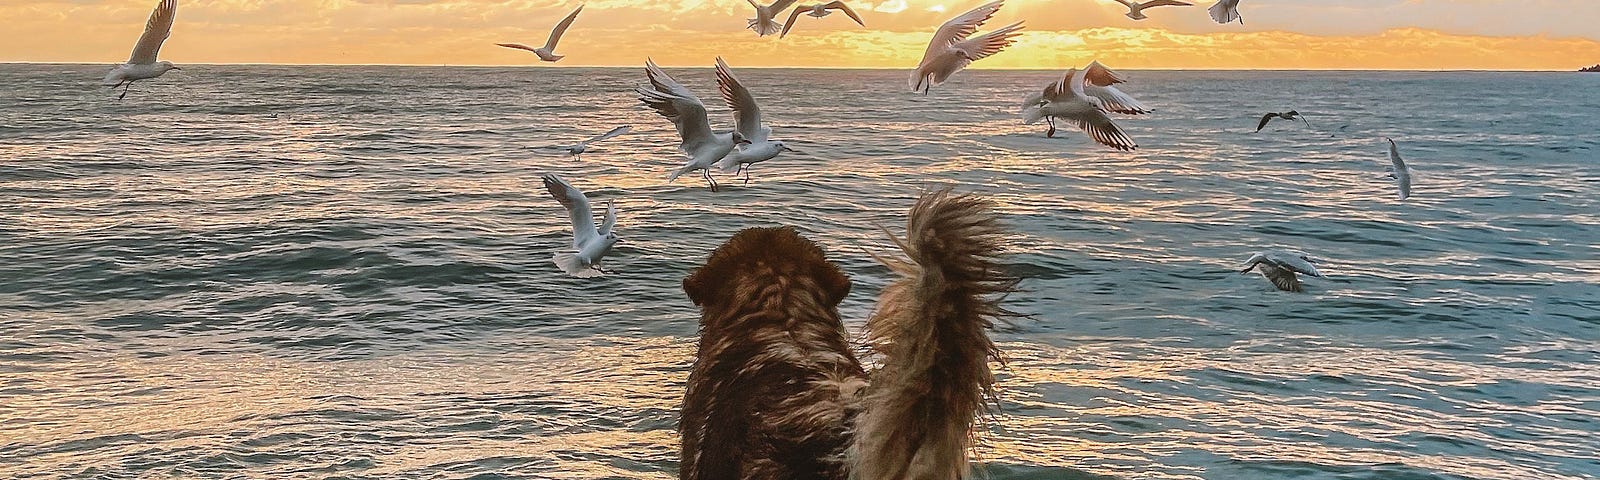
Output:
(1046, 117), (1057, 138)
(741, 165), (752, 185)
(118, 82), (133, 100)
(704, 169), (720, 192)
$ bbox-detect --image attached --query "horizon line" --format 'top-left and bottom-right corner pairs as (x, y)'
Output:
(0, 61), (1584, 73)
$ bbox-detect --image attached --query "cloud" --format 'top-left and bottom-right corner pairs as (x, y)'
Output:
(3, 0), (1598, 69)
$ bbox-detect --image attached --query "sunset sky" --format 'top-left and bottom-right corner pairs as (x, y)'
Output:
(5, 0), (1599, 69)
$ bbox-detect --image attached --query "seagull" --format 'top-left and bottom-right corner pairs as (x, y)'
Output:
(1385, 137), (1413, 200)
(636, 59), (750, 192)
(497, 5), (584, 62)
(908, 0), (1024, 95)
(543, 173), (620, 278)
(779, 1), (866, 38)
(746, 0), (799, 37)
(550, 126), (631, 158)
(103, 0), (180, 100)
(712, 58), (794, 185)
(1022, 60), (1149, 139)
(1112, 0), (1192, 20)
(1208, 0), (1242, 24)
(1255, 110), (1311, 132)
(1240, 250), (1324, 292)
(1020, 62), (1138, 151)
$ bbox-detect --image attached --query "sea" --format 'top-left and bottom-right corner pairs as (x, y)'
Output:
(2, 64), (1597, 479)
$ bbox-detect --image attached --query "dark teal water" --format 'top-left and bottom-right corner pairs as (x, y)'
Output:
(2, 64), (1597, 479)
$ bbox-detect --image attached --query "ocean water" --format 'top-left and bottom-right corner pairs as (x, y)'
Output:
(2, 64), (1597, 479)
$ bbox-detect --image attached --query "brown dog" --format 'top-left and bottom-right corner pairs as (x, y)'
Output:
(681, 190), (1013, 480)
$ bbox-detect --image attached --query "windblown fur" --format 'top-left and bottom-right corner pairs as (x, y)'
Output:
(679, 189), (1013, 480)
(850, 189), (1014, 480)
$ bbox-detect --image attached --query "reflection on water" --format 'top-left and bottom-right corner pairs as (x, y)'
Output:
(1, 65), (1597, 479)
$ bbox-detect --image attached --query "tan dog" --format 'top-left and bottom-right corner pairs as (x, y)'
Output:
(681, 189), (1014, 480)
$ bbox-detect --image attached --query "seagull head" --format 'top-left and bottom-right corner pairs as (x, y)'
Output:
(775, 141), (796, 153)
(732, 132), (753, 146)
(158, 61), (180, 72)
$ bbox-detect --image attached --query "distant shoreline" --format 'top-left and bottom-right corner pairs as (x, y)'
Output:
(1582, 64), (1600, 72)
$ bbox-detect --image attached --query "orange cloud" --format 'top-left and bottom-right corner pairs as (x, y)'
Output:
(3, 0), (1597, 70)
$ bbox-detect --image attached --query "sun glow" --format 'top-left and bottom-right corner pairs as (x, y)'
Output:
(3, 0), (1597, 70)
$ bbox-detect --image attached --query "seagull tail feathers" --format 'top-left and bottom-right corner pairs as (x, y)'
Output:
(715, 154), (742, 173)
(752, 18), (783, 36)
(848, 188), (1017, 479)
(552, 253), (598, 277)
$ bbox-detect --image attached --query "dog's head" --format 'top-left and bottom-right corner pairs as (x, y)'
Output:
(683, 227), (851, 319)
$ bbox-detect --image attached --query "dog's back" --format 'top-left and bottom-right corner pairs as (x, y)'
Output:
(680, 190), (1011, 480)
(680, 226), (865, 480)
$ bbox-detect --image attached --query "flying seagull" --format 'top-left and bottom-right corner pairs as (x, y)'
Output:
(1241, 250), (1324, 292)
(636, 59), (750, 192)
(543, 173), (620, 278)
(746, 0), (799, 36)
(780, 1), (866, 38)
(1208, 0), (1242, 24)
(497, 5), (584, 62)
(1022, 60), (1149, 140)
(1385, 137), (1413, 200)
(712, 58), (794, 185)
(550, 126), (631, 159)
(1021, 62), (1139, 150)
(1255, 110), (1311, 132)
(103, 0), (180, 100)
(908, 0), (1024, 95)
(1112, 0), (1192, 20)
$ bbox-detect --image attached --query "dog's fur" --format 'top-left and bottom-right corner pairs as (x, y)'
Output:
(681, 189), (1013, 480)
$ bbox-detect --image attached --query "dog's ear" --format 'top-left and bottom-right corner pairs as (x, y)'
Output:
(683, 269), (710, 306)
(820, 264), (852, 307)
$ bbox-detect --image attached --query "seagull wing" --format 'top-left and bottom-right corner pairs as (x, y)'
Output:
(1261, 264), (1304, 292)
(1255, 112), (1279, 132)
(922, 0), (1005, 62)
(1085, 85), (1150, 114)
(779, 6), (806, 38)
(1142, 0), (1194, 8)
(638, 59), (717, 156)
(951, 21), (1024, 62)
(497, 43), (539, 52)
(584, 125), (631, 144)
(715, 57), (770, 143)
(1270, 252), (1324, 278)
(1083, 60), (1128, 86)
(1387, 138), (1411, 200)
(598, 201), (617, 237)
(769, 0), (800, 15)
(823, 1), (866, 26)
(543, 5), (584, 51)
(543, 174), (598, 248)
(1072, 112), (1138, 151)
(129, 0), (177, 64)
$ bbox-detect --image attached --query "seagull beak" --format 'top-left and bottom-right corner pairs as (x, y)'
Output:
(782, 145), (797, 153)
(171, 66), (182, 70)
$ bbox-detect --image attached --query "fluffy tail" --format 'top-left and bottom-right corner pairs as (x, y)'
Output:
(850, 189), (1016, 480)
(552, 253), (601, 277)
